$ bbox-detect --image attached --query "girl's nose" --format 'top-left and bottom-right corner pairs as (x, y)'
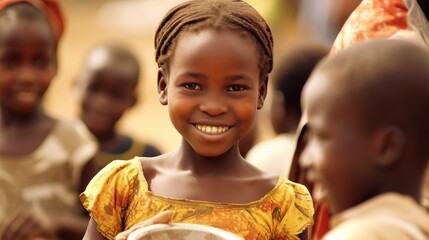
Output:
(92, 93), (112, 110)
(199, 93), (228, 116)
(16, 65), (38, 85)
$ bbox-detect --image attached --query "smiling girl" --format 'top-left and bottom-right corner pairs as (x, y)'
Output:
(81, 1), (314, 239)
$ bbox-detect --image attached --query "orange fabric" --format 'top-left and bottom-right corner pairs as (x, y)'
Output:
(0, 0), (64, 40)
(331, 0), (408, 54)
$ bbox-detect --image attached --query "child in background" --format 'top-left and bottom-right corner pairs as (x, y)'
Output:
(246, 42), (328, 177)
(0, 1), (97, 239)
(75, 42), (162, 172)
(300, 39), (429, 239)
(80, 0), (314, 239)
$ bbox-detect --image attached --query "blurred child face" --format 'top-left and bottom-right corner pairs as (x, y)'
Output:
(78, 50), (137, 138)
(0, 18), (56, 115)
(160, 29), (266, 157)
(300, 71), (379, 214)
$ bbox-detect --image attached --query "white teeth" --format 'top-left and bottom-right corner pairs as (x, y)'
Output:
(195, 124), (229, 134)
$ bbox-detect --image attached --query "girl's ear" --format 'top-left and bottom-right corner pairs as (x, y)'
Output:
(158, 68), (168, 105)
(257, 76), (269, 110)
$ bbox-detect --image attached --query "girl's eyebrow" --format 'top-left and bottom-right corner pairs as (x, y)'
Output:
(178, 72), (254, 82)
(179, 71), (206, 79)
(226, 74), (252, 81)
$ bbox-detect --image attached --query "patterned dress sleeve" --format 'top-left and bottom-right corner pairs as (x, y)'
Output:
(273, 180), (314, 239)
(80, 158), (143, 239)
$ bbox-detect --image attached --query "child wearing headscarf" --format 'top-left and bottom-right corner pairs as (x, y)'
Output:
(0, 1), (97, 239)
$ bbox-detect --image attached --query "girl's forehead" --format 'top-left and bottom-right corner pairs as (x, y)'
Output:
(0, 23), (55, 46)
(172, 30), (258, 64)
(0, 18), (54, 45)
(175, 30), (258, 56)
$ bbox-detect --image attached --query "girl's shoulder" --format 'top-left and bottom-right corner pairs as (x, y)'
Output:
(258, 176), (312, 204)
(87, 153), (171, 189)
(139, 151), (174, 177)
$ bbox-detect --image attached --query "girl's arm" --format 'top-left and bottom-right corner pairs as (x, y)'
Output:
(83, 218), (108, 240)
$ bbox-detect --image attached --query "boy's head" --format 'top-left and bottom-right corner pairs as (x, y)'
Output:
(75, 42), (139, 139)
(154, 0), (273, 83)
(270, 42), (328, 134)
(0, 1), (63, 115)
(300, 39), (429, 214)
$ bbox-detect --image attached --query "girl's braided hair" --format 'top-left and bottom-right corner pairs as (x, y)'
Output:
(155, 0), (273, 81)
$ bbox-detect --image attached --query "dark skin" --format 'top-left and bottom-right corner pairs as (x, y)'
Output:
(0, 14), (96, 240)
(300, 40), (429, 215)
(76, 46), (137, 153)
(84, 30), (309, 240)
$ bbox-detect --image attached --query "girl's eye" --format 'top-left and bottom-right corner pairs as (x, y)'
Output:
(34, 57), (50, 68)
(1, 55), (19, 68)
(227, 85), (246, 91)
(184, 83), (201, 90)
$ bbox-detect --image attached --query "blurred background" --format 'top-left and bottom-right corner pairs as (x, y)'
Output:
(45, 0), (359, 153)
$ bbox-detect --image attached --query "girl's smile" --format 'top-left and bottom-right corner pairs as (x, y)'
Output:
(194, 124), (230, 135)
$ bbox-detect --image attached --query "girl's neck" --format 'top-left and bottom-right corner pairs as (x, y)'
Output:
(173, 139), (245, 176)
(0, 106), (47, 127)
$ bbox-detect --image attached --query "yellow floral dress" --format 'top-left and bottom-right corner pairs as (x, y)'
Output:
(80, 158), (314, 240)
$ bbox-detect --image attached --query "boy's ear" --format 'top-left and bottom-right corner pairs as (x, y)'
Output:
(158, 68), (168, 105)
(373, 126), (405, 168)
(257, 76), (269, 110)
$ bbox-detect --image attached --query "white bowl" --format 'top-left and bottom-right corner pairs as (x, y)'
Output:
(127, 223), (244, 240)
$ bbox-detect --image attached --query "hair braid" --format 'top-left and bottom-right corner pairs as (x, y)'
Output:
(154, 0), (273, 80)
